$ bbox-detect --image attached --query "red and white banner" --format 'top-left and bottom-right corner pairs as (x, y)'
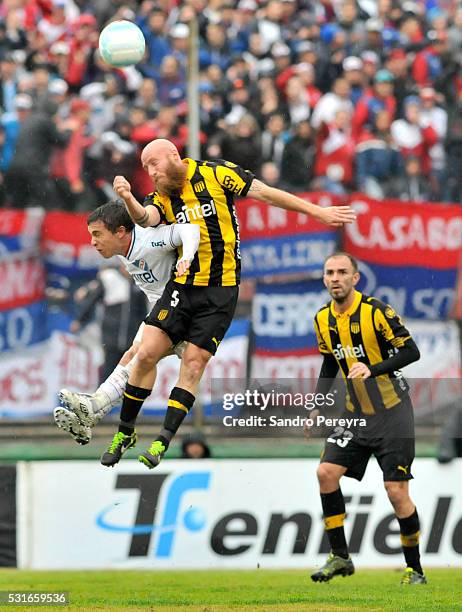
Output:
(0, 332), (103, 417)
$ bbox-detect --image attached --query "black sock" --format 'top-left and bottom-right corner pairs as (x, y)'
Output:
(118, 383), (151, 434)
(321, 488), (349, 559)
(157, 387), (195, 449)
(398, 508), (423, 574)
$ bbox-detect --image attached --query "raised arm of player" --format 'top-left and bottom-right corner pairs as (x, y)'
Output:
(113, 175), (161, 228)
(247, 179), (356, 227)
(170, 224), (201, 277)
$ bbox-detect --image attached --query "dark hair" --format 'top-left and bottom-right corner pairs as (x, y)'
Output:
(87, 201), (134, 233)
(324, 251), (359, 273)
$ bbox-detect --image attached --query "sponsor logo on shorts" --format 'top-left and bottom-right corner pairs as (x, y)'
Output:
(158, 309), (169, 321)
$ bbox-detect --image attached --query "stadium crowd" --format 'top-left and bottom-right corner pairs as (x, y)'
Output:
(1, 0), (462, 210)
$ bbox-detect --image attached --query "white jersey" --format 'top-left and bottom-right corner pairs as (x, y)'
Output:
(117, 224), (199, 305)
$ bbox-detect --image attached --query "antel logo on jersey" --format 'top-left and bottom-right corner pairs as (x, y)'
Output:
(175, 200), (217, 224)
(96, 472), (462, 559)
(332, 344), (365, 360)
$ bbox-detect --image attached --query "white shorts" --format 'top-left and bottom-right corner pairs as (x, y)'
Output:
(133, 322), (185, 358)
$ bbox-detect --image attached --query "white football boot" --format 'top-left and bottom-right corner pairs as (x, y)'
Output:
(54, 406), (92, 445)
(59, 389), (98, 427)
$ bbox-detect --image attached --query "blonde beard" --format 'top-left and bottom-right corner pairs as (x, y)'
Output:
(157, 158), (187, 195)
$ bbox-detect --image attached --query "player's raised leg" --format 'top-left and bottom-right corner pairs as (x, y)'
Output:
(101, 325), (172, 467)
(138, 342), (210, 469)
(311, 462), (354, 582)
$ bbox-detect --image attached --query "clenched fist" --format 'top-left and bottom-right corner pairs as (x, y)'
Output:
(113, 175), (132, 200)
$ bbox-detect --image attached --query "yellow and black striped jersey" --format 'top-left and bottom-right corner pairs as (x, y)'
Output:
(143, 158), (254, 287)
(314, 290), (412, 415)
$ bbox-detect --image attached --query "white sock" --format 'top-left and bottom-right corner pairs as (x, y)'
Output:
(97, 364), (130, 406)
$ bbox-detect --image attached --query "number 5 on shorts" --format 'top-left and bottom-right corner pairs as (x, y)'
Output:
(170, 290), (180, 308)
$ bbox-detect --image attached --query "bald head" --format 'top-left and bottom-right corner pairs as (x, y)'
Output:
(141, 138), (186, 195)
(142, 138), (180, 163)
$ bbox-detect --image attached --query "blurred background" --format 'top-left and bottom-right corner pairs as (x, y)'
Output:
(1, 0), (462, 572)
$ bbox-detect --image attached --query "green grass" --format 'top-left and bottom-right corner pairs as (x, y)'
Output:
(0, 569), (461, 611)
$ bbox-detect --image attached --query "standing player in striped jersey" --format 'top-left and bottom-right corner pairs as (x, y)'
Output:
(98, 138), (356, 469)
(308, 252), (426, 585)
(53, 201), (200, 447)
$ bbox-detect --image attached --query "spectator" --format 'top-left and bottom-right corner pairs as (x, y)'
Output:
(342, 56), (366, 105)
(355, 110), (403, 199)
(352, 69), (396, 139)
(394, 156), (431, 203)
(261, 111), (288, 168)
(136, 7), (171, 67)
(133, 78), (160, 119)
(0, 93), (32, 174)
(313, 108), (355, 195)
(390, 95), (438, 177)
(280, 119), (315, 191)
(215, 112), (262, 174)
(50, 97), (94, 211)
(199, 23), (231, 71)
(284, 75), (311, 125)
(311, 77), (352, 130)
(445, 101), (462, 204)
(181, 433), (211, 459)
(0, 53), (20, 112)
(418, 87), (448, 201)
(4, 99), (70, 208)
(261, 160), (283, 187)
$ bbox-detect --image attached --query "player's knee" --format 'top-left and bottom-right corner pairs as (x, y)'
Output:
(384, 481), (408, 506)
(317, 463), (340, 489)
(136, 344), (161, 369)
(182, 350), (210, 380)
(122, 344), (138, 363)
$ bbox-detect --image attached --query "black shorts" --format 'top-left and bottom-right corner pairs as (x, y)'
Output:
(320, 396), (415, 482)
(146, 280), (239, 355)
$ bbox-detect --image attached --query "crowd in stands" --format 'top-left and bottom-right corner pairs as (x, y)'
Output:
(1, 0), (462, 211)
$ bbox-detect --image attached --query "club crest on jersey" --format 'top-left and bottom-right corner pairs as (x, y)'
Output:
(193, 180), (206, 193)
(350, 322), (360, 334)
(385, 307), (396, 319)
(133, 258), (147, 270)
(158, 309), (169, 321)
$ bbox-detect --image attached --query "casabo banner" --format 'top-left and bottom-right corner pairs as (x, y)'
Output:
(17, 459), (462, 569)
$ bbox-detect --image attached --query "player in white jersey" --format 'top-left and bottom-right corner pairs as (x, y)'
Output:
(53, 201), (200, 445)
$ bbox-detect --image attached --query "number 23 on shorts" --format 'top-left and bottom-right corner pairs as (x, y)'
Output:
(327, 426), (353, 448)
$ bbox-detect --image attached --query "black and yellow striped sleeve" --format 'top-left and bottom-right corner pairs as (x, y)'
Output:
(143, 192), (167, 224)
(314, 314), (330, 354)
(372, 301), (411, 348)
(212, 160), (255, 196)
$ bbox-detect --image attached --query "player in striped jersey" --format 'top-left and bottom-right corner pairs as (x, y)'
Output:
(105, 138), (356, 469)
(308, 252), (426, 585)
(53, 201), (199, 448)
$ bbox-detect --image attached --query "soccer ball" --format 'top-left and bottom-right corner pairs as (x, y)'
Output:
(98, 20), (146, 67)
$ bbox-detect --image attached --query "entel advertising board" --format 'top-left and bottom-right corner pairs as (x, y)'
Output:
(17, 459), (462, 569)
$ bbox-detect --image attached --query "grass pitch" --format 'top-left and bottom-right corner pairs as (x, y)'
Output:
(1, 568), (461, 611)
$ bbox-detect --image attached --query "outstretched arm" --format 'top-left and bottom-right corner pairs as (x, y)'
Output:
(170, 224), (201, 277)
(247, 179), (356, 227)
(113, 175), (161, 227)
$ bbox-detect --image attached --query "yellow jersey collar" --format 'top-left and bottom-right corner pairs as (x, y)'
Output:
(330, 290), (362, 319)
(183, 157), (197, 181)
